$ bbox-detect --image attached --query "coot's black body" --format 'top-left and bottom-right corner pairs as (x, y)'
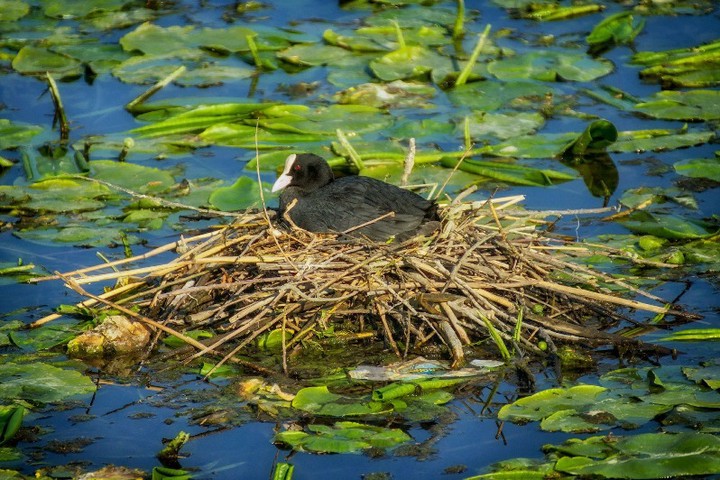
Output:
(271, 153), (439, 241)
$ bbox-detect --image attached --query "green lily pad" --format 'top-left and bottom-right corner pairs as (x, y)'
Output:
(11, 45), (83, 78)
(498, 385), (606, 423)
(586, 11), (644, 53)
(208, 176), (274, 211)
(488, 50), (613, 82)
(15, 225), (139, 247)
(0, 362), (96, 403)
(619, 211), (714, 240)
(635, 90), (720, 121)
(291, 386), (388, 417)
(0, 0), (29, 22)
(112, 51), (202, 84)
(370, 45), (454, 82)
(560, 119), (618, 156)
(553, 433), (720, 478)
(611, 128), (714, 153)
(0, 119), (42, 150)
(277, 43), (349, 66)
(674, 157), (720, 182)
(90, 160), (175, 193)
(447, 81), (555, 111)
(462, 111), (546, 141)
(334, 80), (436, 108)
(275, 421), (411, 454)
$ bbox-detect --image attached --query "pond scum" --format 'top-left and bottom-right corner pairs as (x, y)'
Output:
(33, 192), (695, 374)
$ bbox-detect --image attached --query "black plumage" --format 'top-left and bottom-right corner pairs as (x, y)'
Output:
(271, 153), (440, 241)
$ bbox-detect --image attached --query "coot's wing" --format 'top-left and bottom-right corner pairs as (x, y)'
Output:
(314, 177), (430, 240)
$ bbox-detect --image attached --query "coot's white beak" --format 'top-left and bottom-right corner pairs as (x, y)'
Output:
(271, 154), (296, 192)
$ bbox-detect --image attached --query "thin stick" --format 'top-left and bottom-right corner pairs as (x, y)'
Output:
(336, 129), (365, 171)
(46, 72), (69, 140)
(126, 65), (186, 112)
(456, 24), (491, 86)
(401, 138), (416, 186)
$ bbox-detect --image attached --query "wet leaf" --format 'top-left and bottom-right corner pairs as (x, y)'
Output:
(369, 45), (453, 82)
(11, 45), (83, 78)
(90, 160), (175, 193)
(586, 11), (644, 53)
(632, 39), (720, 88)
(553, 433), (720, 478)
(560, 119), (618, 156)
(0, 405), (25, 446)
(635, 90), (720, 121)
(0, 362), (96, 403)
(208, 176), (274, 211)
(441, 157), (576, 186)
(462, 112), (545, 141)
(674, 157), (720, 182)
(0, 0), (29, 22)
(611, 129), (714, 153)
(447, 81), (555, 112)
(498, 385), (606, 423)
(488, 51), (613, 82)
(277, 43), (349, 66)
(274, 421), (411, 454)
(334, 80), (436, 108)
(291, 386), (387, 417)
(619, 211), (714, 240)
(15, 225), (139, 247)
(0, 119), (43, 150)
(660, 329), (720, 343)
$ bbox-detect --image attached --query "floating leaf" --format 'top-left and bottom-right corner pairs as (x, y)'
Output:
(441, 157), (576, 186)
(0, 362), (96, 403)
(0, 405), (25, 446)
(632, 39), (720, 88)
(0, 0), (29, 22)
(674, 157), (720, 182)
(275, 421), (411, 454)
(552, 433), (720, 478)
(611, 128), (714, 153)
(11, 46), (83, 78)
(0, 119), (43, 150)
(90, 160), (175, 193)
(635, 90), (720, 121)
(447, 81), (555, 111)
(560, 119), (618, 156)
(488, 51), (613, 82)
(586, 11), (644, 54)
(208, 176), (274, 211)
(369, 45), (453, 82)
(498, 385), (606, 423)
(334, 80), (436, 108)
(277, 43), (349, 66)
(462, 112), (546, 141)
(291, 386), (387, 417)
(619, 211), (714, 240)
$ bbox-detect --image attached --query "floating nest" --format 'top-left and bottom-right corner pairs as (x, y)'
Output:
(36, 195), (691, 375)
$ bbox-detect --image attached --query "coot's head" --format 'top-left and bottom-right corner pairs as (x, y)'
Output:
(271, 153), (334, 194)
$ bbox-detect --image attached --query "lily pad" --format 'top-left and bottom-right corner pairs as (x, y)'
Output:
(0, 362), (96, 403)
(635, 90), (720, 121)
(586, 11), (644, 54)
(619, 211), (714, 240)
(488, 50), (613, 82)
(0, 0), (29, 22)
(447, 81), (554, 111)
(552, 433), (720, 478)
(674, 157), (720, 182)
(11, 45), (83, 78)
(208, 176), (274, 211)
(90, 160), (175, 193)
(275, 421), (411, 454)
(0, 119), (42, 150)
(462, 111), (546, 141)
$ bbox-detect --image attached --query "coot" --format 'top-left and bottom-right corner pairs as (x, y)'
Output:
(271, 153), (440, 241)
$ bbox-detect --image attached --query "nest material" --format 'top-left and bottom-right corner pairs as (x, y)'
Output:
(39, 196), (684, 373)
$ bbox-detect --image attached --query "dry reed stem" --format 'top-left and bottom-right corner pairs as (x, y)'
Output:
(42, 196), (691, 367)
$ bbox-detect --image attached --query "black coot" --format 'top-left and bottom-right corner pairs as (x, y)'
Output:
(271, 153), (440, 241)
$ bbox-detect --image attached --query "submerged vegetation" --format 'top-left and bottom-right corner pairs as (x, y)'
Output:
(0, 0), (719, 478)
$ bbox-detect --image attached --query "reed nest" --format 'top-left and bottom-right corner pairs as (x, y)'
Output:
(37, 195), (688, 374)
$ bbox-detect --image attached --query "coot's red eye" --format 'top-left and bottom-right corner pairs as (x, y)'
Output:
(294, 164), (302, 171)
